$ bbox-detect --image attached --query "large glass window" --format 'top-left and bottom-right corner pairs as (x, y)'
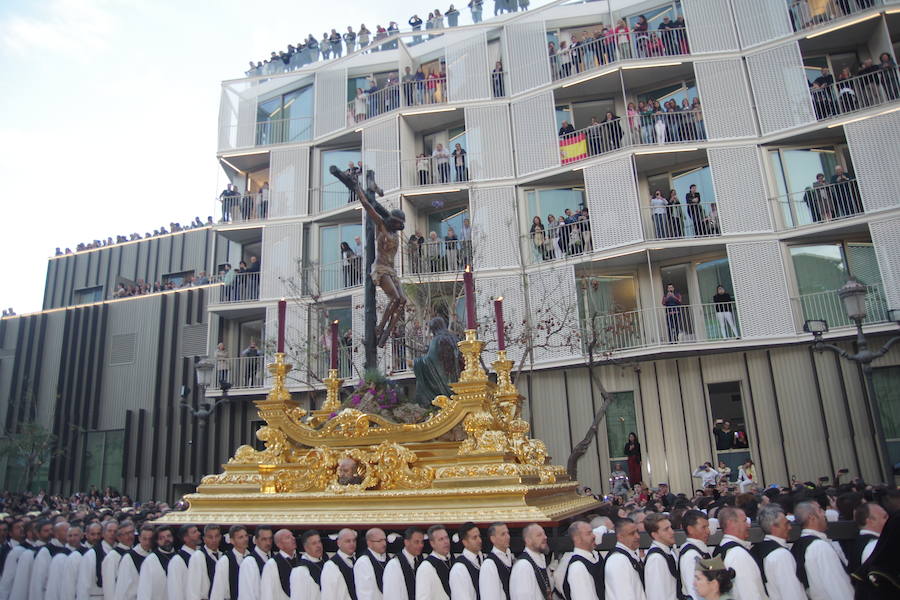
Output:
(320, 149), (362, 211)
(75, 286), (103, 304)
(768, 147), (847, 227)
(578, 275), (642, 351)
(708, 381), (751, 483)
(606, 391), (638, 474)
(256, 85), (313, 145)
(81, 429), (124, 492)
(696, 258), (737, 340)
(639, 81), (698, 107)
(319, 223), (363, 293)
(873, 366), (900, 468)
(526, 188), (586, 223)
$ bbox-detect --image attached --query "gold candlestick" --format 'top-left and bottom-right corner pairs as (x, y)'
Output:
(321, 368), (344, 412)
(458, 329), (488, 383)
(265, 353), (293, 403)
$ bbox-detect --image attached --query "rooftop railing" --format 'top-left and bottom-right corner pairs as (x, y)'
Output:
(643, 200), (721, 241)
(772, 179), (864, 230)
(793, 282), (888, 331)
(809, 66), (900, 121)
(788, 0), (882, 33)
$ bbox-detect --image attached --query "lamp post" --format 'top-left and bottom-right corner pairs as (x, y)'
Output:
(180, 357), (235, 482)
(803, 278), (900, 484)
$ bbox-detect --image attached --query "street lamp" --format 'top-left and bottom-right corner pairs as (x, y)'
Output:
(180, 357), (236, 482)
(804, 277), (900, 484)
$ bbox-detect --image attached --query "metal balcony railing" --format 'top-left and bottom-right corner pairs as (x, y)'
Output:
(401, 153), (474, 188)
(217, 191), (271, 223)
(404, 239), (473, 276)
(209, 272), (261, 304)
(254, 117), (313, 146)
(313, 346), (355, 380)
(809, 66), (900, 121)
(643, 200), (721, 240)
(772, 179), (864, 230)
(348, 76), (449, 123)
(308, 258), (365, 295)
(215, 356), (266, 390)
(521, 219), (592, 265)
(793, 282), (889, 331)
(788, 0), (881, 33)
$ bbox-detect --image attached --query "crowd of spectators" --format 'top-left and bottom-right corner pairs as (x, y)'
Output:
(350, 65), (449, 123)
(0, 487), (176, 528)
(406, 218), (473, 274)
(243, 1), (535, 77)
(649, 185), (720, 240)
(529, 207), (591, 261)
(218, 183), (269, 222)
(54, 217), (213, 257)
(802, 165), (862, 223)
(809, 54), (899, 120)
(111, 272), (210, 300)
(1, 308), (15, 318)
(216, 258), (261, 302)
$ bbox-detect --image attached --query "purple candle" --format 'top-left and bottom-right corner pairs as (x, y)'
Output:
(463, 266), (476, 329)
(330, 320), (339, 370)
(277, 299), (286, 353)
(494, 297), (505, 351)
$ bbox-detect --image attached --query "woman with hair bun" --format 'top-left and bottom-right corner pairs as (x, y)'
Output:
(693, 557), (736, 599)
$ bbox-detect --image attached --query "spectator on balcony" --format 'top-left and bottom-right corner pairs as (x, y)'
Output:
(215, 343), (229, 388)
(343, 27), (356, 54)
(831, 165), (861, 217)
(558, 40), (572, 78)
(402, 67), (415, 106)
(836, 67), (858, 113)
(258, 182), (269, 219)
(558, 119), (575, 137)
(667, 189), (684, 238)
(586, 116), (603, 155)
(713, 285), (738, 339)
(686, 184), (706, 236)
(530, 217), (549, 262)
(633, 15), (649, 57)
(651, 190), (669, 238)
(414, 66), (426, 104)
(879, 52), (899, 100)
(416, 153), (431, 185)
(445, 227), (459, 270)
(247, 255), (261, 299)
(446, 5), (460, 27)
(626, 102), (639, 141)
(408, 232), (425, 272)
(662, 283), (684, 343)
(601, 25), (616, 64)
(548, 41), (558, 77)
(344, 162), (362, 202)
(646, 32), (665, 57)
(615, 19), (631, 60)
(365, 76), (380, 117)
(219, 184), (238, 222)
(601, 111), (623, 152)
(674, 15), (688, 53)
(320, 33), (331, 59)
(492, 61), (505, 97)
(357, 24), (370, 50)
(433, 144), (451, 183)
(427, 68), (443, 102)
(638, 101), (654, 143)
(653, 100), (667, 143)
(568, 34), (583, 74)
(341, 242), (358, 287)
(468, 0), (483, 23)
(545, 214), (562, 260)
(807, 172), (833, 222)
(691, 97), (706, 139)
(241, 341), (261, 386)
(658, 16), (676, 56)
(426, 231), (445, 272)
(387, 72), (401, 111)
(857, 58), (883, 106)
(452, 143), (468, 181)
(409, 14), (423, 44)
(460, 217), (472, 264)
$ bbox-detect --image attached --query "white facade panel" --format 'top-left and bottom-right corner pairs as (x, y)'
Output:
(269, 146), (310, 217)
(746, 42), (816, 134)
(527, 265), (581, 363)
(694, 59), (756, 139)
(845, 110), (900, 214)
(682, 0), (739, 53)
(445, 30), (491, 102)
(870, 217), (900, 311)
(464, 103), (515, 180)
(583, 156), (641, 250)
(314, 68), (347, 138)
(470, 186), (520, 270)
(261, 223), (303, 299)
(727, 241), (795, 339)
(362, 118), (400, 193)
(504, 21), (551, 95)
(511, 91), (559, 175)
(731, 0), (793, 48)
(474, 273), (526, 364)
(709, 146), (772, 234)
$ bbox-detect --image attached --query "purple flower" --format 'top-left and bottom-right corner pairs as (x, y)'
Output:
(351, 397), (361, 406)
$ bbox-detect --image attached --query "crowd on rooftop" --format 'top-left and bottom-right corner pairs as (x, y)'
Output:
(54, 217), (213, 257)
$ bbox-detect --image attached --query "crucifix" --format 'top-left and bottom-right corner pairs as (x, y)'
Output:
(330, 166), (407, 370)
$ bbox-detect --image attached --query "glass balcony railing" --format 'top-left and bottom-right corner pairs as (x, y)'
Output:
(793, 282), (889, 330)
(810, 66), (900, 121)
(772, 179), (864, 230)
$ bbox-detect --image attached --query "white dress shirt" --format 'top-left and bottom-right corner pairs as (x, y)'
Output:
(798, 529), (854, 600)
(509, 548), (549, 600)
(288, 553), (322, 600)
(719, 535), (767, 600)
(101, 545), (130, 600)
(114, 547), (151, 600)
(210, 548), (248, 600)
(259, 551), (295, 600)
(31, 540), (64, 600)
(479, 547), (513, 600)
(382, 550), (417, 600)
(644, 541), (676, 600)
(187, 547), (221, 600)
(237, 547), (269, 600)
(758, 535), (805, 600)
(354, 550), (387, 600)
(605, 543), (646, 600)
(136, 550), (173, 600)
(0, 541), (25, 600)
(78, 543), (112, 600)
(858, 529), (880, 564)
(678, 537), (709, 600)
(415, 552), (451, 600)
(44, 545), (81, 600)
(13, 542), (46, 600)
(449, 549), (482, 600)
(565, 547), (602, 600)
(167, 548), (196, 600)
(321, 551), (355, 600)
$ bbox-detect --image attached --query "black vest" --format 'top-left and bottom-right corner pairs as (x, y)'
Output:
(647, 546), (684, 599)
(249, 549), (268, 575)
(563, 553), (604, 600)
(77, 546), (89, 556)
(272, 553), (297, 597)
(790, 535), (821, 588)
(425, 554), (453, 597)
(155, 549), (175, 574)
(845, 533), (878, 574)
(484, 551), (512, 599)
(46, 543), (71, 558)
(330, 553), (357, 600)
(0, 542), (12, 577)
(609, 546), (645, 585)
(750, 539), (784, 586)
(202, 548), (219, 590)
(94, 544), (109, 587)
(395, 553), (421, 599)
(456, 554), (482, 600)
(224, 550), (245, 600)
(516, 551), (552, 599)
(298, 557), (323, 587)
(679, 543), (711, 562)
(362, 550), (388, 592)
(128, 549), (147, 573)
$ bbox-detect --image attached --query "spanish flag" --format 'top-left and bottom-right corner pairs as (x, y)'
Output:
(560, 132), (588, 165)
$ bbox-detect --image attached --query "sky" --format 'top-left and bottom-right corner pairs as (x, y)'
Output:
(0, 0), (551, 315)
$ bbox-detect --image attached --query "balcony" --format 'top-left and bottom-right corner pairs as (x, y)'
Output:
(313, 346), (355, 380)
(387, 333), (428, 374)
(810, 66), (900, 121)
(305, 258), (364, 296)
(583, 301), (741, 354)
(401, 153), (476, 189)
(217, 191), (270, 224)
(521, 219), (591, 266)
(348, 76), (448, 124)
(788, 0), (882, 34)
(643, 200), (721, 241)
(559, 109), (706, 167)
(253, 117), (313, 146)
(209, 272), (261, 304)
(793, 282), (889, 330)
(215, 356), (265, 390)
(773, 179), (864, 230)
(550, 26), (690, 84)
(403, 239), (473, 276)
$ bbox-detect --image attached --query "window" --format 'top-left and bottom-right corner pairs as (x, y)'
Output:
(74, 286), (103, 304)
(579, 275), (642, 352)
(256, 85), (313, 145)
(626, 2), (683, 29)
(639, 80), (698, 107)
(81, 429), (125, 491)
(873, 367), (900, 468)
(696, 258), (737, 340)
(526, 188), (586, 222)
(647, 164), (718, 238)
(708, 381), (751, 482)
(320, 149), (362, 211)
(163, 270), (194, 287)
(606, 391), (638, 471)
(319, 223), (363, 293)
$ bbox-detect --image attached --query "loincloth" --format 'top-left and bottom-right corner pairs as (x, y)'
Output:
(370, 264), (398, 285)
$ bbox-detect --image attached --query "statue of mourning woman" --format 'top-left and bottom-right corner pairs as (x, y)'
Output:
(413, 317), (462, 407)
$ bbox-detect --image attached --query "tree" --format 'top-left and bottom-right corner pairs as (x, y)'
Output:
(0, 421), (59, 491)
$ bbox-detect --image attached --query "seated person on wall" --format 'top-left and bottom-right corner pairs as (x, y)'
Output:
(413, 317), (462, 407)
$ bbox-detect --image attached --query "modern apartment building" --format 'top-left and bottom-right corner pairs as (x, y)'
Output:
(3, 0), (900, 501)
